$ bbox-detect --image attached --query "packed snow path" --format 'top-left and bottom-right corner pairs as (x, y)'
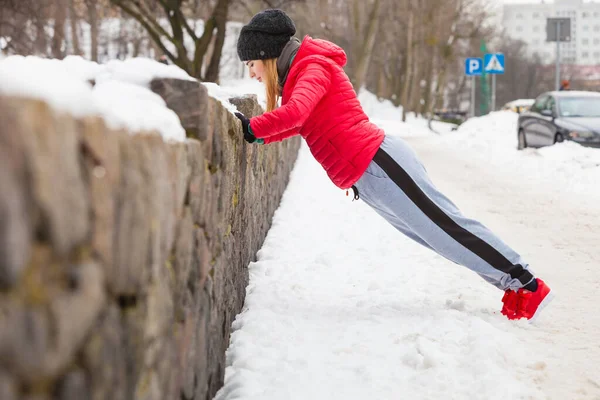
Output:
(409, 136), (600, 400)
(215, 134), (600, 400)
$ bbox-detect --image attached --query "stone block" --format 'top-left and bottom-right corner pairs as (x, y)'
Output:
(80, 117), (121, 269)
(229, 95), (264, 117)
(150, 78), (209, 140)
(56, 369), (89, 400)
(82, 304), (127, 400)
(14, 98), (89, 256)
(0, 262), (104, 383)
(0, 370), (16, 400)
(0, 97), (32, 288)
(112, 134), (176, 295)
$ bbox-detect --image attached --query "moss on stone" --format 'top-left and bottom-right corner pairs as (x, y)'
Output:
(207, 163), (218, 174)
(165, 258), (176, 284)
(232, 187), (239, 209)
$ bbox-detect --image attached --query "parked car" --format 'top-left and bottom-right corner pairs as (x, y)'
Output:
(517, 91), (600, 149)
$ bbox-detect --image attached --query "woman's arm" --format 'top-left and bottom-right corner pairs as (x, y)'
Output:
(250, 62), (331, 139)
(262, 127), (299, 144)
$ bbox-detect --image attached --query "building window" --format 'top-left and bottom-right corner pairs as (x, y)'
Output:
(583, 38), (589, 45)
(582, 52), (589, 58)
(595, 38), (600, 45)
(533, 12), (539, 18)
(533, 39), (540, 45)
(594, 52), (600, 58)
(584, 25), (589, 31)
(595, 26), (600, 32)
(516, 26), (523, 32)
(582, 12), (589, 18)
(516, 13), (523, 19)
(533, 26), (539, 32)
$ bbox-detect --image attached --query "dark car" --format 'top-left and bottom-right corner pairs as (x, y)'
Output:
(517, 91), (600, 150)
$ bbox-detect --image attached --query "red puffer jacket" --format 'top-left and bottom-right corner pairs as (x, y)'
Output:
(250, 36), (385, 189)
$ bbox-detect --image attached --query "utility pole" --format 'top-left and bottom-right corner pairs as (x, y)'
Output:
(547, 17), (571, 90)
(555, 20), (561, 91)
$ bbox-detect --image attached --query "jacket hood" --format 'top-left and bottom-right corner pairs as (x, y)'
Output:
(294, 36), (347, 67)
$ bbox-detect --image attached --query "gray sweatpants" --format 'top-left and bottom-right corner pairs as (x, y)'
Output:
(353, 135), (534, 291)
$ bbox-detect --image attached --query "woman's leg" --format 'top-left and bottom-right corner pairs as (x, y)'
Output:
(353, 135), (534, 291)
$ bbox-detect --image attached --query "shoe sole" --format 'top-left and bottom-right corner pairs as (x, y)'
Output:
(529, 289), (554, 323)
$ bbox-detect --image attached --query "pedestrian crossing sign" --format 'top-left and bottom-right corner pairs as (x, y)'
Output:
(484, 53), (505, 74)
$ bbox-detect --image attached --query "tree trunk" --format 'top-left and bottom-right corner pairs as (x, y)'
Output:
(409, 58), (423, 117)
(34, 17), (48, 55)
(87, 0), (98, 61)
(204, 0), (230, 82)
(350, 0), (380, 91)
(400, 1), (414, 121)
(422, 50), (436, 116)
(52, 0), (68, 58)
(69, 0), (82, 55)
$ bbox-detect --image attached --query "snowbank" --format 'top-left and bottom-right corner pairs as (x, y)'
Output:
(441, 110), (600, 196)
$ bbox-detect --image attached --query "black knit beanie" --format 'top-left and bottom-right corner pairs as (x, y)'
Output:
(237, 9), (296, 61)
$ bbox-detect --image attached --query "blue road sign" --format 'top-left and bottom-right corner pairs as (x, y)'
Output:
(465, 58), (483, 76)
(484, 53), (505, 74)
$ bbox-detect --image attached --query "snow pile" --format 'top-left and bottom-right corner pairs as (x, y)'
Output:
(203, 81), (257, 114)
(358, 89), (403, 122)
(220, 78), (268, 111)
(443, 110), (519, 151)
(0, 55), (194, 141)
(441, 110), (600, 195)
(0, 56), (98, 118)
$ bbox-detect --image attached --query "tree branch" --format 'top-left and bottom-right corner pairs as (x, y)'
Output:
(114, 0), (176, 45)
(110, 0), (177, 61)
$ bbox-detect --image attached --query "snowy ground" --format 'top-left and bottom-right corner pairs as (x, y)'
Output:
(215, 81), (600, 400)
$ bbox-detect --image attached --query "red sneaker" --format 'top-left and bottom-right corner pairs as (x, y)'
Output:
(501, 289), (519, 320)
(515, 279), (553, 321)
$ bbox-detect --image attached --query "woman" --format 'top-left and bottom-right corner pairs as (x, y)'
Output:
(234, 9), (552, 321)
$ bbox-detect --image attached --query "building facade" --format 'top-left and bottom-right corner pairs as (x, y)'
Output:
(502, 0), (600, 65)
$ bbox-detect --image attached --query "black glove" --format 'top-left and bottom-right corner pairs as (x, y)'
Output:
(234, 112), (258, 144)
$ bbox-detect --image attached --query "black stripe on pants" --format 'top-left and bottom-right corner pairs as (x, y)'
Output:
(372, 148), (534, 286)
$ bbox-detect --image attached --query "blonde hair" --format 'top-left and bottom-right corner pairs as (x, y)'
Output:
(263, 58), (280, 112)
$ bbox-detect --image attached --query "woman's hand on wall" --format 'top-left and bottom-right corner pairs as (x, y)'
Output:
(234, 112), (263, 144)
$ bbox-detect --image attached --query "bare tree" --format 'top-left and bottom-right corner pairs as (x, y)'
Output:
(427, 0), (488, 116)
(348, 0), (381, 91)
(51, 0), (68, 58)
(109, 0), (232, 82)
(82, 0), (100, 61)
(399, 0), (416, 121)
(69, 0), (83, 55)
(236, 0), (306, 17)
(0, 0), (52, 55)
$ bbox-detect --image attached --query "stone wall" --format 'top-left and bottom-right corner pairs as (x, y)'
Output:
(0, 81), (301, 400)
